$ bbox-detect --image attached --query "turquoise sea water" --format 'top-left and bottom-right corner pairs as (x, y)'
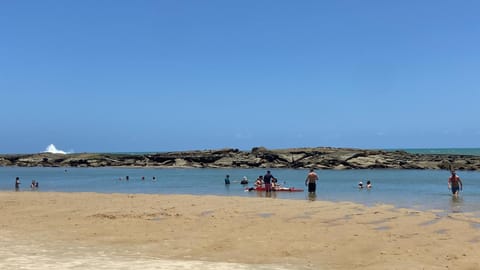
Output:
(117, 148), (480, 156)
(388, 148), (480, 156)
(1, 167), (480, 215)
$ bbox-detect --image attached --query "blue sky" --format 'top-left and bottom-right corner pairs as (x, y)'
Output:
(1, 1), (479, 153)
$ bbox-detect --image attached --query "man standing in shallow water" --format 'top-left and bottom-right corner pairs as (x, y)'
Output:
(448, 171), (463, 197)
(263, 170), (275, 192)
(305, 169), (319, 193)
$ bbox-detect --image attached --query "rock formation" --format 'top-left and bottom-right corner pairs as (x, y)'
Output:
(1, 147), (479, 170)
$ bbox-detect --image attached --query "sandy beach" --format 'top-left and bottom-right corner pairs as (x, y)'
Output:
(1, 192), (480, 269)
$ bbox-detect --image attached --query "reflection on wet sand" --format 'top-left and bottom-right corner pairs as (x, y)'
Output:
(307, 193), (317, 201)
(450, 196), (464, 213)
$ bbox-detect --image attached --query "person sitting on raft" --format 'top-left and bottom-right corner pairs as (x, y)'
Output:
(271, 177), (278, 189)
(246, 176), (264, 191)
(255, 176), (263, 188)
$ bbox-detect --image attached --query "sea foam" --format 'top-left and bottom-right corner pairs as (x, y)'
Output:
(44, 144), (70, 154)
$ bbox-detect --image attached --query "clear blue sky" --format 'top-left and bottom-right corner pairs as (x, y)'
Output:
(1, 1), (479, 153)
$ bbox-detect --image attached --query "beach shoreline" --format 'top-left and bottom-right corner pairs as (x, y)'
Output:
(1, 192), (480, 269)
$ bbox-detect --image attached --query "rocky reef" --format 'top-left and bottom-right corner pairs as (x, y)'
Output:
(1, 147), (479, 170)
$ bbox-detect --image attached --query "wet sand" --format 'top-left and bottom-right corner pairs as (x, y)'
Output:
(1, 192), (480, 269)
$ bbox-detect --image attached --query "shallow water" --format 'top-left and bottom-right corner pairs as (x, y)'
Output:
(0, 233), (293, 270)
(1, 167), (480, 214)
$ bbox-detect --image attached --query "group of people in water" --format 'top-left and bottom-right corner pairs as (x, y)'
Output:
(227, 170), (286, 192)
(14, 177), (39, 191)
(358, 180), (372, 189)
(227, 169), (321, 193)
(225, 169), (464, 198)
(118, 175), (157, 181)
(11, 169), (464, 198)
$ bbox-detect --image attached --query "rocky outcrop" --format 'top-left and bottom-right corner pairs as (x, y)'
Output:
(1, 147), (479, 170)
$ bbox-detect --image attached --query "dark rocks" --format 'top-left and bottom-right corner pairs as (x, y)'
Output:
(1, 147), (480, 170)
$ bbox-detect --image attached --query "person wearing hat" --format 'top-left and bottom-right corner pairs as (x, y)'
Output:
(240, 176), (248, 185)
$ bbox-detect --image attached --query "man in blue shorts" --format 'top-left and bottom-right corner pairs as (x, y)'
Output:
(448, 170), (463, 197)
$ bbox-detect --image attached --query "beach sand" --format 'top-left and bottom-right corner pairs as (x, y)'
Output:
(1, 192), (480, 269)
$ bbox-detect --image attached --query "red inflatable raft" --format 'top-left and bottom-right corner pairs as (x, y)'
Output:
(246, 186), (304, 192)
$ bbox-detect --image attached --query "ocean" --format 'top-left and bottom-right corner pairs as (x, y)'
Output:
(1, 166), (480, 215)
(115, 148), (480, 156)
(388, 147), (480, 156)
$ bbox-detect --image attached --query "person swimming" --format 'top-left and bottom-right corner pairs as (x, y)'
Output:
(240, 176), (248, 185)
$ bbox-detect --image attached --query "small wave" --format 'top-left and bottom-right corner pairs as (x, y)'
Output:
(44, 144), (71, 154)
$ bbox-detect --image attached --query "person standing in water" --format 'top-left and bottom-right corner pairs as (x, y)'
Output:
(305, 169), (319, 193)
(15, 177), (20, 191)
(448, 170), (463, 197)
(263, 170), (276, 192)
(224, 174), (230, 185)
